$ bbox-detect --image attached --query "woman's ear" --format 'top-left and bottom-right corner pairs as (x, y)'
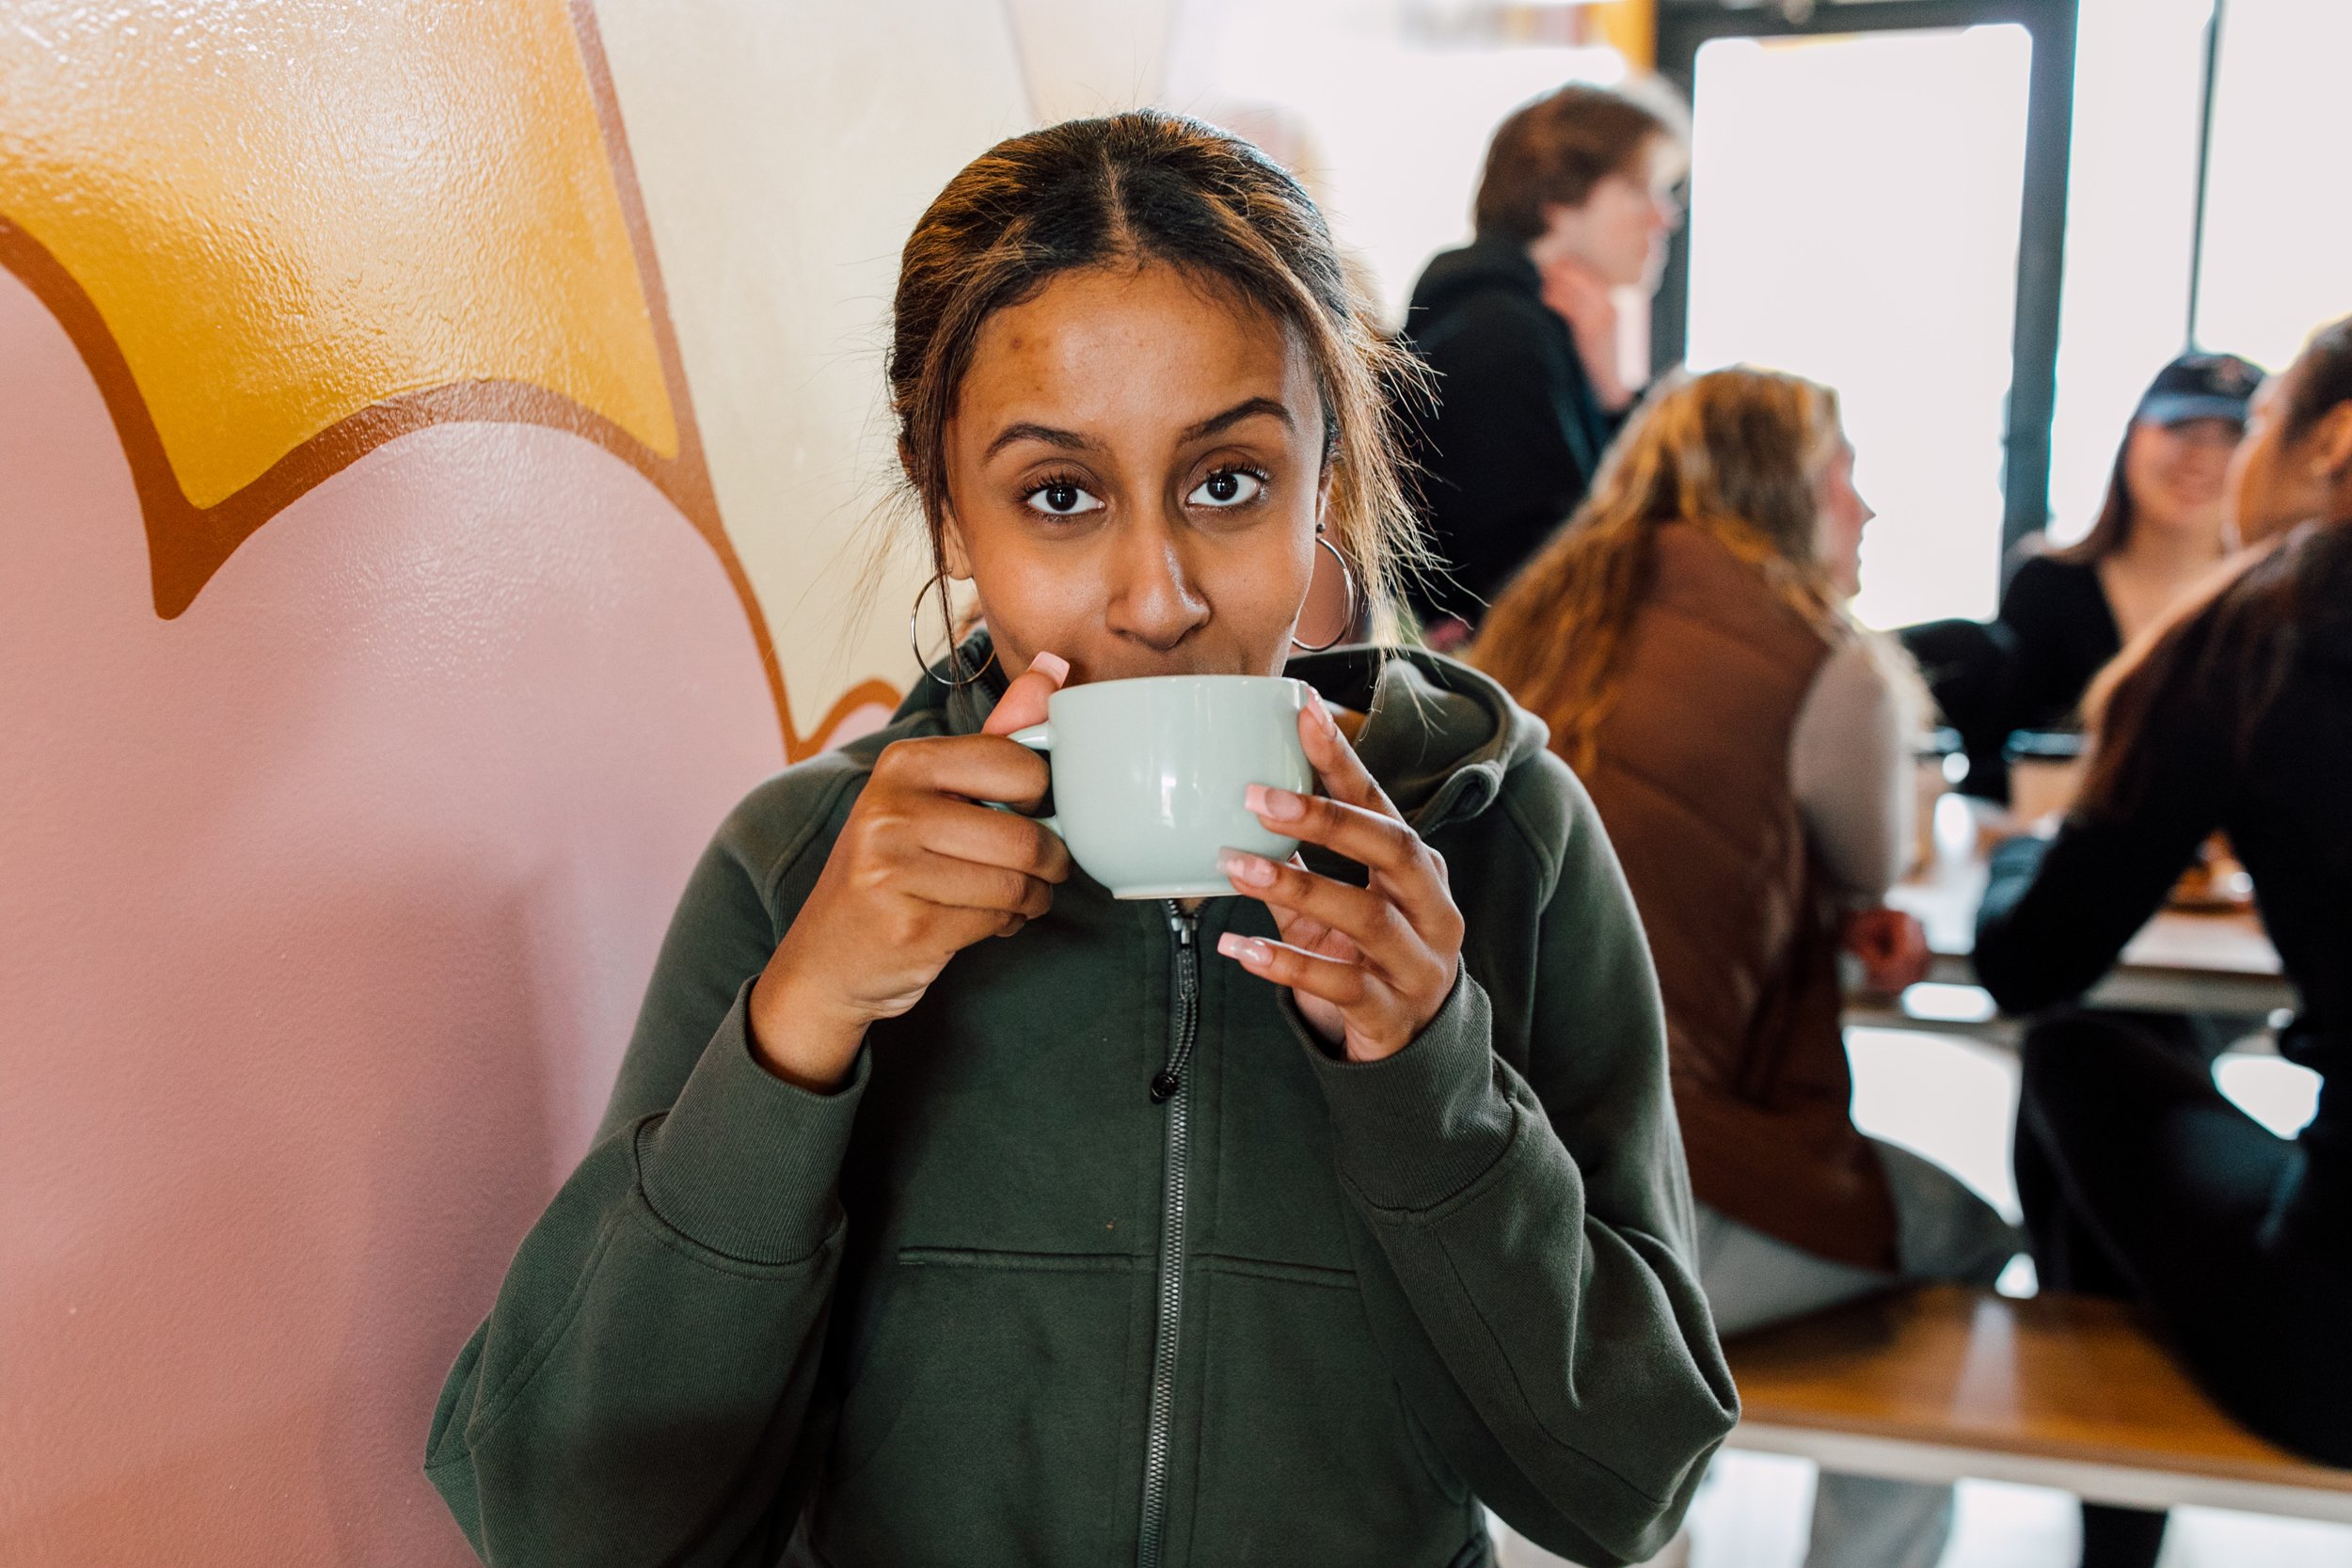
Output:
(938, 511), (975, 581)
(2310, 403), (2352, 483)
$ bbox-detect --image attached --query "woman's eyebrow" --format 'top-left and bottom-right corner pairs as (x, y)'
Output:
(1179, 396), (1294, 443)
(984, 421), (1099, 460)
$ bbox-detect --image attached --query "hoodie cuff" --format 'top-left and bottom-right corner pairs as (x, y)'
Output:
(1292, 971), (1516, 1213)
(636, 978), (868, 1264)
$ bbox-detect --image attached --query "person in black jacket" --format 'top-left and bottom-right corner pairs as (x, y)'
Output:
(1975, 315), (2352, 1568)
(1905, 353), (2260, 798)
(1402, 82), (1687, 641)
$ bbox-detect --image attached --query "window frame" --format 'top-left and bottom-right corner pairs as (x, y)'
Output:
(1653, 0), (2081, 564)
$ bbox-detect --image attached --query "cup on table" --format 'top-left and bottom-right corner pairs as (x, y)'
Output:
(2006, 729), (2086, 830)
(1006, 674), (1315, 899)
(1912, 749), (1954, 875)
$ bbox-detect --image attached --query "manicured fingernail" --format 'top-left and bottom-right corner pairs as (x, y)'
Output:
(1307, 689), (1335, 728)
(1216, 933), (1268, 965)
(1028, 650), (1070, 685)
(1219, 849), (1276, 888)
(1247, 784), (1304, 821)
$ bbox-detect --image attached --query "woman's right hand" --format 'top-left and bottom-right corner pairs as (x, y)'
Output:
(1841, 904), (1931, 995)
(747, 654), (1074, 1090)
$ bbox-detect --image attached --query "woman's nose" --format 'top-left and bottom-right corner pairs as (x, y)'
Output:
(1104, 525), (1210, 651)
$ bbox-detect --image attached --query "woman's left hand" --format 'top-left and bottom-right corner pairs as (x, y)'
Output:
(1216, 692), (1465, 1063)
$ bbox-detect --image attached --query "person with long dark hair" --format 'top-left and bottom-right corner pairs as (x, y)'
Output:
(1906, 352), (2260, 798)
(422, 113), (1735, 1568)
(1977, 316), (2352, 1568)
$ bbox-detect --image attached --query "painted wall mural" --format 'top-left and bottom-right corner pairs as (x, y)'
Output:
(0, 1), (1646, 1560)
(0, 2), (1031, 1562)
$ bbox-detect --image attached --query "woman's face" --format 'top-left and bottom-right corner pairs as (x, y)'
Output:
(2121, 417), (2237, 545)
(937, 263), (1329, 685)
(1813, 436), (1874, 598)
(1539, 135), (1685, 292)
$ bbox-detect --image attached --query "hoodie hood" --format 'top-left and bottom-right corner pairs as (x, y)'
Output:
(1406, 234), (1542, 330)
(1285, 643), (1547, 831)
(903, 634), (1546, 834)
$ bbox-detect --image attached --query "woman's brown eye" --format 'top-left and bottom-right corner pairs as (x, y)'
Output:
(1023, 481), (1103, 516)
(1187, 469), (1263, 509)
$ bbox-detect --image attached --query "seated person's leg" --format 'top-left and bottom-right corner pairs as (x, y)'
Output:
(1701, 1144), (2021, 1568)
(1872, 1139), (2020, 1287)
(2014, 1010), (2315, 1568)
(2014, 1009), (2299, 1318)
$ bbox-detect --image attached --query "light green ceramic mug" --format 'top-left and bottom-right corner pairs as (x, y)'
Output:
(1008, 674), (1315, 899)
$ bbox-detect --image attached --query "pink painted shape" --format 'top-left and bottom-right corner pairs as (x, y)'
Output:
(0, 266), (787, 1566)
(817, 700), (898, 752)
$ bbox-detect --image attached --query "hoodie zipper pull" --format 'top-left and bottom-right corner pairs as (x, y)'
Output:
(1151, 906), (1199, 1103)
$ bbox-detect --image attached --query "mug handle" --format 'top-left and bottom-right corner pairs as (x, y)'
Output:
(994, 721), (1059, 838)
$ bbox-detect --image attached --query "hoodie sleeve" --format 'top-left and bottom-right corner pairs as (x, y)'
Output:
(422, 761), (875, 1568)
(1295, 752), (1738, 1566)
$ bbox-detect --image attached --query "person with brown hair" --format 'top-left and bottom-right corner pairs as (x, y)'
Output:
(1977, 317), (2352, 1568)
(423, 112), (1737, 1567)
(1402, 81), (1688, 640)
(1474, 368), (2018, 1568)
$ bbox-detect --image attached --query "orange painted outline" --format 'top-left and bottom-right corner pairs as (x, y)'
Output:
(0, 0), (895, 760)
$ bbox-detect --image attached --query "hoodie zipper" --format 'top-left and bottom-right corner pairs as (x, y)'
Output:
(1137, 901), (1200, 1568)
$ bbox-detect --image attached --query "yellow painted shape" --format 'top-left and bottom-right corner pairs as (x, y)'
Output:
(0, 0), (675, 510)
(1594, 0), (1657, 71)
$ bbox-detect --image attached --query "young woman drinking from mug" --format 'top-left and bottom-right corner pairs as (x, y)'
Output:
(424, 113), (1736, 1568)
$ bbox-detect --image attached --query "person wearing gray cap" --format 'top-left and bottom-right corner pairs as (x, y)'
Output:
(2001, 351), (2265, 727)
(1904, 351), (2263, 801)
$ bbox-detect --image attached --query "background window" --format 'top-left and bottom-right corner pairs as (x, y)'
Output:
(2193, 0), (2352, 372)
(1681, 25), (2035, 628)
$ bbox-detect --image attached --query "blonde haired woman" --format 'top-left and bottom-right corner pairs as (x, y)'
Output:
(1475, 369), (2018, 1568)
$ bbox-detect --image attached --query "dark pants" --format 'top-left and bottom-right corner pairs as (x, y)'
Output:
(2014, 1011), (2352, 1568)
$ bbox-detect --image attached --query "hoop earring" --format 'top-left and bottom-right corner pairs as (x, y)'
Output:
(1290, 531), (1359, 655)
(912, 573), (995, 688)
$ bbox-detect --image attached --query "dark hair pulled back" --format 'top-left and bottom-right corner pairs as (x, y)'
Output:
(2079, 314), (2352, 816)
(888, 110), (1428, 636)
(2282, 315), (2352, 443)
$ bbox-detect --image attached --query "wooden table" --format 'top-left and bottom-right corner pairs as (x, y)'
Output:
(1867, 795), (2294, 1026)
(1727, 1285), (2352, 1522)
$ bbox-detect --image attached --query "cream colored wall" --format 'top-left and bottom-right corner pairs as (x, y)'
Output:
(1005, 0), (1179, 121)
(600, 1), (1110, 715)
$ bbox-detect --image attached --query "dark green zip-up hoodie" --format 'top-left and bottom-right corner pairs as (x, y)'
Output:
(424, 645), (1737, 1568)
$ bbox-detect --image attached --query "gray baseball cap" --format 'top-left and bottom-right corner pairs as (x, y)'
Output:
(2134, 352), (2265, 427)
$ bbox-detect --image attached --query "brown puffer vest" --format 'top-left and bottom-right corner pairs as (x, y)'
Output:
(1550, 523), (1896, 1269)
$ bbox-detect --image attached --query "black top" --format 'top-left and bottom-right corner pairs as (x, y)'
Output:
(1899, 553), (2121, 801)
(1995, 553), (2122, 734)
(1400, 236), (1623, 626)
(1976, 520), (2352, 1158)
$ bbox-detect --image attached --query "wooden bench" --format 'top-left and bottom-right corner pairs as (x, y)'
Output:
(1723, 1284), (2352, 1523)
